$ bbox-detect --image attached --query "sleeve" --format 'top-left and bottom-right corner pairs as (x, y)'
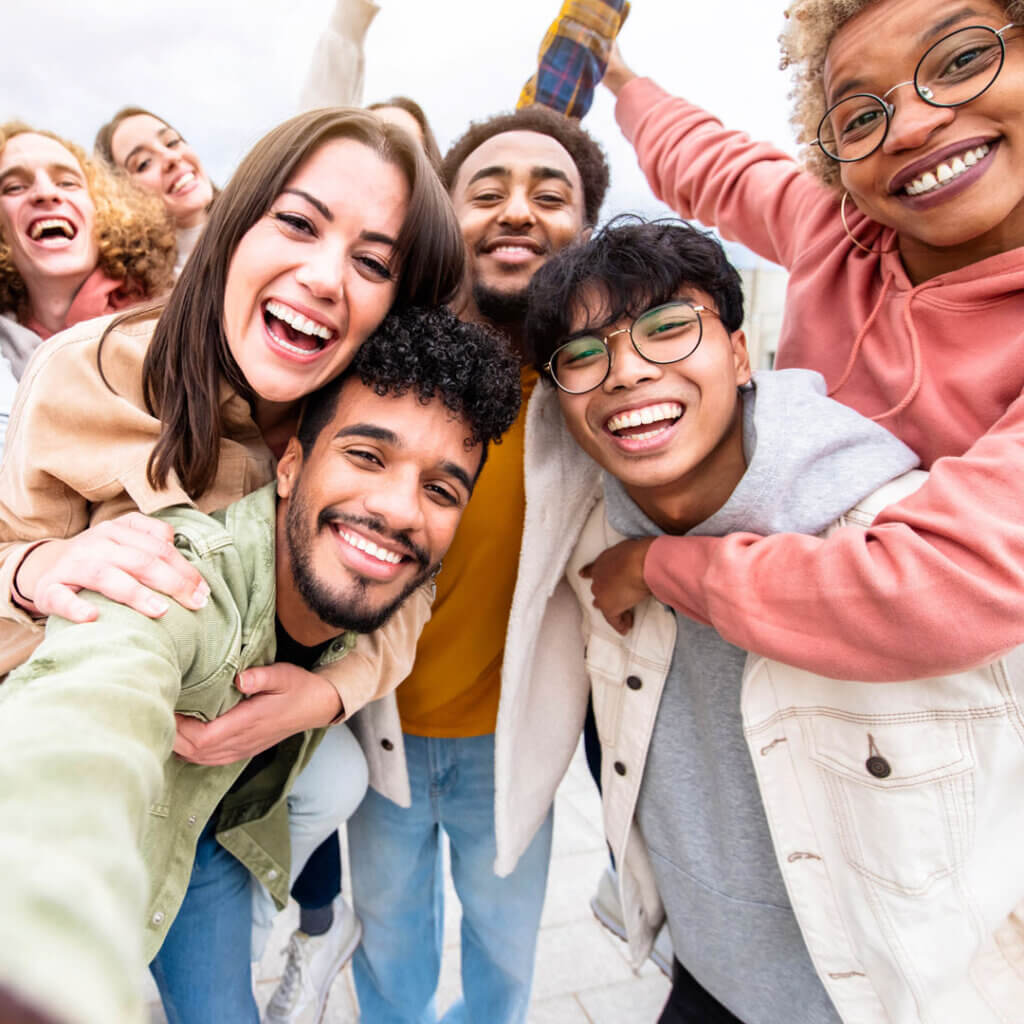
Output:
(0, 350), (17, 461)
(299, 0), (381, 111)
(315, 578), (433, 717)
(614, 77), (839, 270)
(516, 0), (630, 119)
(643, 391), (1024, 681)
(0, 602), (185, 1024)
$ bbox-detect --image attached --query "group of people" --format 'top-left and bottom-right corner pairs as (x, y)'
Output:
(2, 0), (1024, 1023)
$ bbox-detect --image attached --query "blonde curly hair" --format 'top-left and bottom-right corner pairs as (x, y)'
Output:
(0, 122), (176, 318)
(779, 0), (1024, 187)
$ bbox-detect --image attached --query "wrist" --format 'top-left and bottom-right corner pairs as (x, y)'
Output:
(10, 541), (52, 613)
(604, 67), (637, 97)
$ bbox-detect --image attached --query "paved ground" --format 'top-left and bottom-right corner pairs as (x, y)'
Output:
(144, 742), (670, 1022)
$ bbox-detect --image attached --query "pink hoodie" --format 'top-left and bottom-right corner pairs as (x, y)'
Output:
(616, 77), (1024, 680)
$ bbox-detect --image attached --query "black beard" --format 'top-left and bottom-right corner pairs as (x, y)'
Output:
(472, 280), (530, 326)
(285, 493), (434, 634)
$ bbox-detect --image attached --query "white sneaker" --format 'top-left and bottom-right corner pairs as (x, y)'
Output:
(590, 865), (673, 977)
(263, 896), (362, 1024)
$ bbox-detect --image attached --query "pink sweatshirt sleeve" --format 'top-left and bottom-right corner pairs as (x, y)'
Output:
(615, 77), (835, 270)
(645, 391), (1024, 681)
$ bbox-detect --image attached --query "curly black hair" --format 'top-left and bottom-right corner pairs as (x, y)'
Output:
(439, 106), (610, 227)
(525, 216), (746, 381)
(298, 305), (522, 463)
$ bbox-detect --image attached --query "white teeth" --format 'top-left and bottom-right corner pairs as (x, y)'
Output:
(904, 144), (990, 195)
(338, 529), (403, 565)
(170, 171), (195, 194)
(265, 299), (335, 341)
(605, 402), (684, 434)
(29, 217), (74, 240)
(492, 245), (534, 254)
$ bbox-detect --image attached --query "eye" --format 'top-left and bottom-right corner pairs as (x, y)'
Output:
(356, 253), (393, 281)
(425, 482), (460, 506)
(534, 192), (566, 206)
(473, 189), (504, 203)
(274, 211), (316, 236)
(133, 157), (151, 174)
(1, 182), (25, 196)
(58, 178), (81, 190)
(166, 137), (182, 149)
(347, 448), (383, 468)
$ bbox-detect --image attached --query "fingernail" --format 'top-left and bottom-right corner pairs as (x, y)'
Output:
(147, 597), (169, 616)
(192, 584), (209, 607)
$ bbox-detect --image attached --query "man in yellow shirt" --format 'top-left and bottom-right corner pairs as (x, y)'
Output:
(347, 107), (609, 1024)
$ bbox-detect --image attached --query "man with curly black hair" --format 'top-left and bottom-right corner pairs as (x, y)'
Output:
(346, 108), (610, 1024)
(0, 307), (520, 1024)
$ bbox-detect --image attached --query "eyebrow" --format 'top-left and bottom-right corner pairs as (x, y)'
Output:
(465, 164), (573, 189)
(0, 162), (83, 187)
(828, 6), (984, 104)
(334, 423), (475, 494)
(280, 188), (398, 247)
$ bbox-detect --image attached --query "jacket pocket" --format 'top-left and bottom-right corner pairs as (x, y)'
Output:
(808, 716), (975, 895)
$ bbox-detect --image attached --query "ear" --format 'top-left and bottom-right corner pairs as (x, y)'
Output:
(578, 224), (594, 243)
(729, 328), (752, 388)
(276, 438), (303, 499)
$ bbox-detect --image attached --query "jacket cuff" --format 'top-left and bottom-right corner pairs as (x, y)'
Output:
(643, 533), (714, 622)
(330, 0), (380, 41)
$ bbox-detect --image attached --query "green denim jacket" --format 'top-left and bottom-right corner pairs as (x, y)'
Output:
(0, 483), (353, 1024)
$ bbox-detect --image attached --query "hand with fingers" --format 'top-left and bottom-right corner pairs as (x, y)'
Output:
(12, 512), (210, 623)
(601, 39), (638, 97)
(173, 662), (344, 766)
(580, 536), (654, 634)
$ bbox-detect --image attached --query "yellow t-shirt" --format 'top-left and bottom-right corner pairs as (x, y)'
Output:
(396, 369), (538, 737)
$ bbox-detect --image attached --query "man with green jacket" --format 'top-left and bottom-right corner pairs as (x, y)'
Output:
(0, 307), (521, 1024)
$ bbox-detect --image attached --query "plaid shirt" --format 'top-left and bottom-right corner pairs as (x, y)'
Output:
(517, 0), (630, 119)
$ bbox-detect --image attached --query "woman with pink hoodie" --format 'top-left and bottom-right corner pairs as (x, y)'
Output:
(586, 0), (1024, 682)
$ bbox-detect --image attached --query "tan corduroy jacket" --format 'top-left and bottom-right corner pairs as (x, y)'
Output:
(0, 311), (429, 708)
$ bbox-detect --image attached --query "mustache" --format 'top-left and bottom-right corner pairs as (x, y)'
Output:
(319, 510), (430, 570)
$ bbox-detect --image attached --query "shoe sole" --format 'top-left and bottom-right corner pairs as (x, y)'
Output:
(590, 898), (671, 979)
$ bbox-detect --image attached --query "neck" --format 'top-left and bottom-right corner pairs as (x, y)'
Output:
(23, 268), (93, 335)
(254, 399), (300, 460)
(626, 401), (748, 534)
(898, 203), (1024, 284)
(274, 500), (339, 647)
(177, 209), (208, 231)
(461, 298), (527, 359)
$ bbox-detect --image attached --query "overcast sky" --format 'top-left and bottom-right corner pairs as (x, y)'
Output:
(4, 1), (797, 265)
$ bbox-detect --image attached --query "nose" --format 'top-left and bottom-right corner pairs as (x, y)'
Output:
(362, 470), (426, 537)
(28, 170), (60, 205)
(497, 188), (535, 228)
(160, 146), (181, 172)
(881, 90), (956, 154)
(602, 331), (661, 392)
(294, 242), (348, 304)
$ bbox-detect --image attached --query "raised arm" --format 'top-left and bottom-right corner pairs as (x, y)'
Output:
(589, 392), (1024, 681)
(299, 0), (381, 111)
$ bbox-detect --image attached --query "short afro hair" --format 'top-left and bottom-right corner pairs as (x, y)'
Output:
(440, 106), (609, 227)
(525, 216), (745, 380)
(298, 306), (522, 465)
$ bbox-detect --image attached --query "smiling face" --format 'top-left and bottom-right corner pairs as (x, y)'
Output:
(110, 113), (214, 229)
(221, 137), (409, 425)
(275, 377), (482, 640)
(825, 0), (1024, 276)
(557, 286), (751, 531)
(451, 129), (586, 322)
(0, 132), (98, 298)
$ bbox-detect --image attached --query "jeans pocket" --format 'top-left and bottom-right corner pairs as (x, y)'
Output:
(809, 716), (975, 895)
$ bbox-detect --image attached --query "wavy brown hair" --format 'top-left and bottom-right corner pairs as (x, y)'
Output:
(138, 106), (465, 500)
(780, 0), (1024, 187)
(0, 122), (175, 318)
(367, 96), (442, 170)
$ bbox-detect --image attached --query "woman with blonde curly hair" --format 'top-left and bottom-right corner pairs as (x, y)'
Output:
(0, 123), (175, 451)
(577, 1), (1024, 1020)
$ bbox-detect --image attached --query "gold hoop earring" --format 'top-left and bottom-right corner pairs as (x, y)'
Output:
(840, 191), (897, 255)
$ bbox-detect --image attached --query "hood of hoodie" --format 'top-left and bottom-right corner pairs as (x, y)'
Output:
(0, 313), (43, 381)
(605, 367), (920, 540)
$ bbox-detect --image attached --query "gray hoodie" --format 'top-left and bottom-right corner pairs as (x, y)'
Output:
(604, 369), (918, 1024)
(0, 314), (43, 460)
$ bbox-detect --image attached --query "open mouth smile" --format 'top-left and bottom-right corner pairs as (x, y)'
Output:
(901, 143), (991, 196)
(27, 217), (76, 243)
(169, 170), (198, 195)
(605, 402), (685, 446)
(331, 523), (412, 581)
(262, 299), (339, 359)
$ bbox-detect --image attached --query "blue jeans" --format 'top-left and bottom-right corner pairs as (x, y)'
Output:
(348, 733), (553, 1024)
(150, 820), (258, 1024)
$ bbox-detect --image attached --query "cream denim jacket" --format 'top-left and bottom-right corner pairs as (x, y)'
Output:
(0, 312), (428, 709)
(570, 475), (1024, 1024)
